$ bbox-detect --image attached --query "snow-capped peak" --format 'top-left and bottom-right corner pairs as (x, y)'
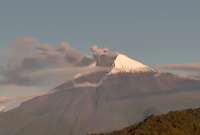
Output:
(110, 54), (154, 74)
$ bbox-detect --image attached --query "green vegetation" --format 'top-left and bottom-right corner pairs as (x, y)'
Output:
(90, 108), (200, 135)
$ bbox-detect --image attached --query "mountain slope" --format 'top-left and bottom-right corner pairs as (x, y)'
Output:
(0, 54), (200, 135)
(90, 108), (200, 135)
(0, 71), (200, 135)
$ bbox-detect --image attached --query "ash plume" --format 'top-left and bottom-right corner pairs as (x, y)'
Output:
(0, 37), (83, 85)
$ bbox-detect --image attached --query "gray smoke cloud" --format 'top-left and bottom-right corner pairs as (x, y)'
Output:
(0, 37), (84, 85)
(0, 37), (89, 111)
(90, 45), (118, 67)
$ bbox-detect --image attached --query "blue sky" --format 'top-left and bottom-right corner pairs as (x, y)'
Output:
(0, 0), (200, 65)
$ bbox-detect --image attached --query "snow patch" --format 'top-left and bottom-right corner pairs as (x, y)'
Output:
(110, 54), (154, 74)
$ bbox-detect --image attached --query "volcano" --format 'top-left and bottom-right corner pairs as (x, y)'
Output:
(0, 53), (200, 135)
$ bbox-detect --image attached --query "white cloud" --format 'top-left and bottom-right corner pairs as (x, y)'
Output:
(158, 63), (200, 71)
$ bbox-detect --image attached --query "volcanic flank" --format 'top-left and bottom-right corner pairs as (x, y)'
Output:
(0, 47), (200, 135)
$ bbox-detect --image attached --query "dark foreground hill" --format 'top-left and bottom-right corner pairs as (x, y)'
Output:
(90, 108), (200, 135)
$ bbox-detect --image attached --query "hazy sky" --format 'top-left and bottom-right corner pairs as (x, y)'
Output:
(0, 0), (200, 65)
